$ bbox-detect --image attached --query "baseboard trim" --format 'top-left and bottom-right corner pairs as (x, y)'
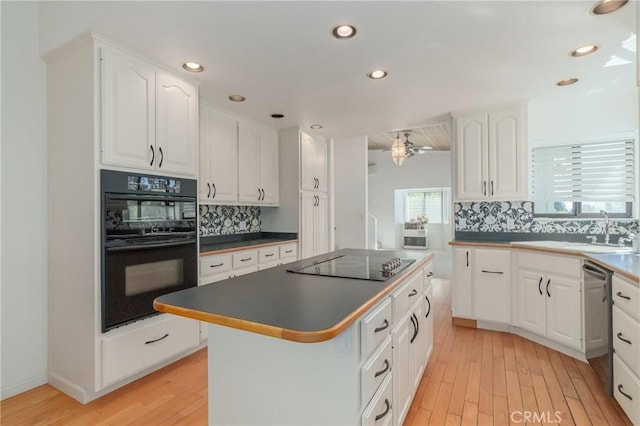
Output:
(1, 374), (48, 401)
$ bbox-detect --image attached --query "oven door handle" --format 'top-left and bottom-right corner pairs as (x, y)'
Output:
(106, 239), (196, 252)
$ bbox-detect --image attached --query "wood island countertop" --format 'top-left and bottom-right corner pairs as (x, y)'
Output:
(154, 248), (434, 343)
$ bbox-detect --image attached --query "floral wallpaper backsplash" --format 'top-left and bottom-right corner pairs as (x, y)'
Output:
(199, 205), (261, 236)
(455, 201), (639, 235)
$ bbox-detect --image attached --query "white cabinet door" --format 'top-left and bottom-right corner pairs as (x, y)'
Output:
(516, 269), (547, 336)
(101, 48), (156, 171)
(392, 312), (412, 426)
(584, 277), (608, 355)
(473, 249), (511, 324)
(201, 106), (238, 203)
(156, 72), (198, 176)
(300, 193), (316, 260)
(452, 247), (473, 318)
(238, 121), (261, 203)
(546, 274), (582, 350)
(488, 108), (525, 200)
(423, 283), (434, 364)
(314, 193), (329, 256)
(300, 132), (328, 192)
(455, 114), (488, 200)
(409, 299), (425, 392)
(259, 126), (279, 204)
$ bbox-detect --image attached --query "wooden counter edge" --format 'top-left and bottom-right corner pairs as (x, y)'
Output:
(199, 239), (299, 257)
(154, 253), (435, 344)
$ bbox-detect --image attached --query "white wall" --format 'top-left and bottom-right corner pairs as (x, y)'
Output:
(333, 136), (368, 250)
(1, 1), (49, 399)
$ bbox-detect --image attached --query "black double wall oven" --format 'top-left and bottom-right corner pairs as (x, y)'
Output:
(101, 170), (197, 332)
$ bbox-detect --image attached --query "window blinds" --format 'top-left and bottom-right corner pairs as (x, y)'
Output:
(532, 140), (635, 203)
(407, 191), (443, 223)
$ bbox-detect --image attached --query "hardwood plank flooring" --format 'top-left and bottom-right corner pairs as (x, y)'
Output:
(1, 279), (632, 426)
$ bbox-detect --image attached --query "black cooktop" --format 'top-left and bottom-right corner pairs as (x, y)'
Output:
(286, 254), (415, 282)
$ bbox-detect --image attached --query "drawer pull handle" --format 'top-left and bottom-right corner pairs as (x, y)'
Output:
(408, 289), (418, 297)
(618, 384), (633, 401)
(481, 270), (503, 274)
(210, 263), (224, 268)
(617, 332), (632, 345)
(265, 253), (275, 257)
(616, 291), (631, 301)
(538, 277), (543, 296)
(241, 258), (252, 262)
(374, 359), (390, 378)
(427, 272), (434, 277)
(145, 333), (169, 345)
(375, 399), (391, 421)
(374, 319), (389, 333)
(285, 250), (293, 253)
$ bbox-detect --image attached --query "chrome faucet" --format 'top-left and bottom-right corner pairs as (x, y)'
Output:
(600, 210), (610, 244)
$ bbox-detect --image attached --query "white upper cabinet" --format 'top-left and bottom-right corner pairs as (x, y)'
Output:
(238, 120), (279, 205)
(101, 48), (156, 170)
(454, 103), (528, 201)
(101, 47), (198, 176)
(300, 132), (328, 192)
(155, 71), (198, 176)
(199, 104), (238, 204)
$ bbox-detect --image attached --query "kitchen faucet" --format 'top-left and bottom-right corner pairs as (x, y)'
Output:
(600, 210), (610, 244)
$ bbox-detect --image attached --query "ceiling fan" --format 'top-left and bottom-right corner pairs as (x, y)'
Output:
(400, 132), (432, 157)
(386, 132), (432, 165)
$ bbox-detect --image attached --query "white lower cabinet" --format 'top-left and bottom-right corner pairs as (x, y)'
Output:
(612, 274), (640, 425)
(452, 247), (473, 318)
(102, 315), (199, 387)
(473, 248), (511, 324)
(392, 309), (413, 426)
(362, 371), (394, 426)
(515, 252), (582, 351)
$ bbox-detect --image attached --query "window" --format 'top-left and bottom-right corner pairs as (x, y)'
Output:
(532, 140), (635, 217)
(405, 189), (450, 224)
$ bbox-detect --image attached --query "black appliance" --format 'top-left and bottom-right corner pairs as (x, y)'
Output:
(583, 261), (614, 395)
(286, 254), (415, 282)
(101, 169), (197, 332)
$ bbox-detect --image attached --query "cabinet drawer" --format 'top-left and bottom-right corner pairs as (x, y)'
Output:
(613, 306), (640, 377)
(516, 252), (580, 277)
(361, 373), (393, 426)
(279, 243), (297, 260)
(392, 270), (424, 323)
(258, 246), (279, 263)
(103, 315), (199, 387)
(232, 249), (258, 269)
(361, 298), (392, 361)
(613, 275), (639, 321)
(613, 354), (640, 426)
(362, 336), (392, 408)
(200, 254), (232, 280)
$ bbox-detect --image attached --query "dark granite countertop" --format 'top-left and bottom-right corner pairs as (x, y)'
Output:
(200, 232), (298, 255)
(585, 253), (640, 284)
(154, 248), (434, 342)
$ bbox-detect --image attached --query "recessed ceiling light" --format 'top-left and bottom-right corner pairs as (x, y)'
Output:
(182, 62), (204, 73)
(271, 113), (285, 119)
(331, 24), (357, 40)
(228, 95), (246, 102)
(570, 44), (599, 57)
(367, 70), (388, 80)
(557, 78), (579, 86)
(591, 0), (628, 14)
(310, 124), (323, 130)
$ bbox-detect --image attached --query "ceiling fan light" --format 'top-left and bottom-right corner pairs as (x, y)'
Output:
(391, 135), (406, 166)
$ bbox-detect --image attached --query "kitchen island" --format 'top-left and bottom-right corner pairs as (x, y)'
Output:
(154, 248), (435, 425)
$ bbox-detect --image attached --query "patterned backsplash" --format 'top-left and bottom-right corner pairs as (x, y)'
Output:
(455, 201), (639, 235)
(200, 205), (261, 236)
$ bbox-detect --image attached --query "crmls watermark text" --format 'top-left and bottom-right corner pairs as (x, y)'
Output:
(510, 410), (562, 423)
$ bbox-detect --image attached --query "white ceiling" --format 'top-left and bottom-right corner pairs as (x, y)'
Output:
(39, 1), (637, 149)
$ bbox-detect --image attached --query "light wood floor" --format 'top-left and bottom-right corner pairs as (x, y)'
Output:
(1, 279), (631, 425)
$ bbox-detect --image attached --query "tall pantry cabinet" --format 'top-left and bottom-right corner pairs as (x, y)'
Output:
(45, 33), (201, 403)
(262, 128), (330, 260)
